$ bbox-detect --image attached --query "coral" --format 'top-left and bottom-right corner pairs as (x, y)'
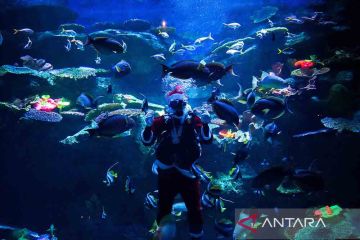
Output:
(49, 67), (108, 80)
(84, 103), (127, 122)
(60, 122), (96, 145)
(22, 109), (63, 122)
(294, 220), (353, 240)
(212, 172), (244, 194)
(321, 112), (360, 133)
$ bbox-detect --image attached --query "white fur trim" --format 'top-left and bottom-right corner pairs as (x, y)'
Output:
(166, 93), (187, 102)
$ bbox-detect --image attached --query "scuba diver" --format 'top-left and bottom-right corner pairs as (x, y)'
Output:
(141, 86), (213, 239)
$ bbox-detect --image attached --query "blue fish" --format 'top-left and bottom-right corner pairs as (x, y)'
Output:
(264, 122), (281, 143)
(112, 60), (131, 78)
(76, 93), (103, 109)
(251, 96), (286, 120)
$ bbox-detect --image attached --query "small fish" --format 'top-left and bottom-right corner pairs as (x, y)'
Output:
(125, 176), (136, 194)
(194, 33), (214, 44)
(77, 93), (103, 109)
(151, 53), (166, 61)
(65, 39), (72, 51)
(229, 164), (242, 180)
(223, 22), (241, 29)
(228, 41), (244, 50)
(268, 18), (274, 27)
(181, 44), (197, 51)
(107, 84), (113, 94)
(168, 40), (176, 52)
(278, 47), (296, 55)
(141, 95), (148, 114)
(201, 192), (216, 208)
(13, 28), (34, 35)
(158, 30), (169, 38)
(24, 37), (32, 49)
(264, 122), (281, 143)
(226, 49), (242, 55)
(47, 224), (56, 236)
(172, 202), (187, 216)
(101, 206), (107, 219)
(192, 163), (213, 183)
(173, 49), (186, 55)
(292, 128), (331, 138)
(61, 28), (77, 36)
(145, 190), (158, 209)
(95, 56), (101, 64)
(103, 162), (119, 186)
(285, 16), (304, 24)
(215, 198), (226, 213)
(0, 31), (3, 46)
(70, 38), (84, 50)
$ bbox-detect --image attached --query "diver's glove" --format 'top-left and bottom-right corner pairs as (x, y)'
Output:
(145, 110), (155, 127)
(200, 111), (211, 124)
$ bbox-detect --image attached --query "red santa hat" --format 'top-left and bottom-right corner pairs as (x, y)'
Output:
(166, 85), (188, 103)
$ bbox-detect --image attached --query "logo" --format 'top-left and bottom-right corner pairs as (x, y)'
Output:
(237, 214), (258, 233)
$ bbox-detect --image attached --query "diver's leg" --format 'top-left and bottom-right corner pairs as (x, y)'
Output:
(157, 169), (178, 224)
(180, 176), (203, 239)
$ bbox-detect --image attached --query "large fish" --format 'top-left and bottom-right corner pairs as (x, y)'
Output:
(85, 36), (127, 55)
(252, 71), (294, 90)
(161, 60), (236, 85)
(87, 113), (135, 137)
(251, 96), (286, 120)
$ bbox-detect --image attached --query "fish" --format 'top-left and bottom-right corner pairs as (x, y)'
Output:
(125, 176), (136, 194)
(145, 190), (159, 209)
(171, 202), (187, 216)
(215, 198), (226, 213)
(228, 41), (244, 50)
(292, 129), (331, 138)
(263, 122), (281, 143)
(151, 53), (166, 61)
(112, 60), (132, 78)
(294, 60), (314, 69)
(158, 30), (169, 38)
(65, 39), (72, 51)
(76, 93), (104, 109)
(0, 31), (3, 46)
(251, 96), (286, 120)
(23, 37), (32, 49)
(107, 84), (113, 94)
(101, 206), (107, 219)
(226, 49), (242, 55)
(85, 36), (127, 54)
(246, 90), (257, 107)
(161, 60), (236, 85)
(87, 113), (136, 137)
(103, 162), (119, 186)
(278, 47), (296, 55)
(13, 28), (34, 35)
(192, 163), (212, 183)
(61, 28), (77, 37)
(153, 215), (176, 240)
(206, 182), (223, 197)
(168, 40), (176, 52)
(141, 95), (149, 114)
(194, 33), (214, 44)
(181, 44), (197, 51)
(211, 99), (240, 126)
(285, 16), (304, 24)
(252, 71), (294, 90)
(173, 49), (186, 55)
(201, 192), (216, 208)
(70, 38), (84, 50)
(229, 164), (242, 180)
(95, 56), (101, 64)
(214, 218), (234, 238)
(223, 22), (241, 29)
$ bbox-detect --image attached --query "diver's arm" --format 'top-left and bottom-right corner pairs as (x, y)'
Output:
(141, 115), (164, 146)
